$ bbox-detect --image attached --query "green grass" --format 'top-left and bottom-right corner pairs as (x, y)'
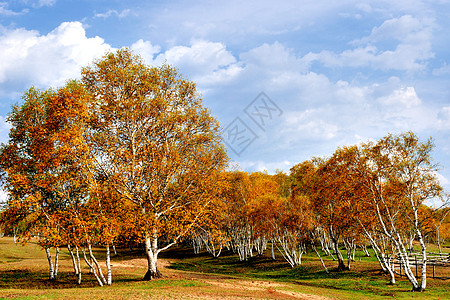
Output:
(166, 246), (450, 299)
(0, 237), (449, 299)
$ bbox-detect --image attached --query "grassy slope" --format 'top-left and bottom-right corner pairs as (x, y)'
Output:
(0, 237), (449, 299)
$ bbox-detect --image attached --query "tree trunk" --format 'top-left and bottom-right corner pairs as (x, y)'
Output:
(271, 239), (276, 260)
(362, 245), (371, 257)
(82, 247), (103, 286)
(347, 247), (352, 270)
(106, 244), (112, 286)
(144, 233), (162, 280)
(329, 229), (347, 271)
(416, 229), (427, 291)
(88, 243), (107, 285)
(54, 247), (59, 278)
(112, 242), (118, 256)
(76, 246), (82, 285)
(45, 247), (55, 280)
(436, 226), (442, 254)
(68, 245), (79, 276)
(312, 243), (329, 273)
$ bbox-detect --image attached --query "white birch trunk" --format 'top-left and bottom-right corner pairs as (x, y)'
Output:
(106, 244), (112, 286)
(45, 247), (55, 280)
(271, 239), (276, 260)
(88, 243), (107, 285)
(68, 245), (79, 275)
(144, 231), (162, 280)
(312, 243), (329, 273)
(82, 247), (103, 287)
(54, 247), (59, 278)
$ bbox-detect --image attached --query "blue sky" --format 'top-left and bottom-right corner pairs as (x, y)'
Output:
(1, 0), (450, 203)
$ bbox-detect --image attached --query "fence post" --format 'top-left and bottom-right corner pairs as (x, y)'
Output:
(415, 256), (418, 278)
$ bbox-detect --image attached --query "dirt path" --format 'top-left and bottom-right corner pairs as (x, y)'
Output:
(113, 258), (331, 300)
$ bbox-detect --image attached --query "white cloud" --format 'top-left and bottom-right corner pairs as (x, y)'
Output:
(95, 9), (132, 19)
(378, 86), (421, 108)
(305, 15), (434, 71)
(156, 40), (235, 72)
(131, 39), (161, 63)
(354, 15), (424, 45)
(35, 0), (56, 7)
(438, 106), (450, 121)
(152, 40), (242, 85)
(432, 62), (450, 76)
(240, 42), (307, 73)
(0, 190), (8, 204)
(283, 109), (339, 141)
(437, 106), (450, 129)
(0, 21), (111, 94)
(0, 2), (24, 15)
(238, 160), (293, 174)
(0, 115), (10, 142)
(435, 172), (449, 185)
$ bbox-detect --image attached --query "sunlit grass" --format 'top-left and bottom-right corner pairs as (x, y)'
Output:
(0, 236), (449, 299)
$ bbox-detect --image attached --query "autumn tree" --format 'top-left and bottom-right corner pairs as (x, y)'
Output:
(81, 49), (228, 280)
(291, 156), (355, 271)
(358, 132), (443, 291)
(0, 82), (93, 281)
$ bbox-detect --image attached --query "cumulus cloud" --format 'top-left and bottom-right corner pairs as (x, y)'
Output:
(130, 39), (161, 63)
(151, 40), (243, 85)
(378, 86), (421, 108)
(0, 21), (111, 95)
(354, 15), (424, 45)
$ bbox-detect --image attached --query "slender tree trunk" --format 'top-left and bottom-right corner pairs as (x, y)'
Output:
(112, 242), (117, 256)
(76, 246), (82, 285)
(54, 247), (59, 278)
(271, 239), (276, 260)
(347, 246), (352, 270)
(106, 244), (112, 286)
(88, 243), (107, 285)
(45, 247), (55, 280)
(68, 245), (79, 276)
(362, 245), (371, 257)
(312, 243), (329, 273)
(82, 247), (103, 287)
(436, 226), (442, 254)
(13, 227), (18, 244)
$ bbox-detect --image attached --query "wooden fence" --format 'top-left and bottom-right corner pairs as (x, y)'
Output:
(391, 252), (450, 280)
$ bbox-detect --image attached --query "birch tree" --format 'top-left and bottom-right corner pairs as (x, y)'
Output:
(359, 132), (443, 291)
(0, 82), (93, 280)
(82, 49), (228, 280)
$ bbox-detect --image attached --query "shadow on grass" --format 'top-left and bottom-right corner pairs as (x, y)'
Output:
(166, 248), (414, 297)
(0, 269), (145, 289)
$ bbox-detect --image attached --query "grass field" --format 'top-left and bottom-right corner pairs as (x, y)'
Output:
(0, 237), (449, 299)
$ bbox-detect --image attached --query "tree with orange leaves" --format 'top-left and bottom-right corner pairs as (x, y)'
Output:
(0, 81), (93, 281)
(81, 49), (228, 280)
